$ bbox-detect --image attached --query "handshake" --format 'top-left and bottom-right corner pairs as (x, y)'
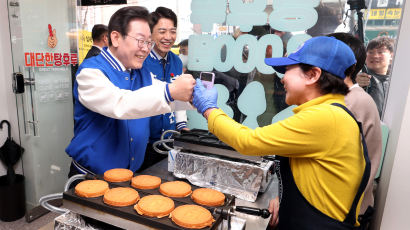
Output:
(168, 74), (218, 115)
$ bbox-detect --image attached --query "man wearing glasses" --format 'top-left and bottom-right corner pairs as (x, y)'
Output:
(140, 7), (188, 170)
(66, 6), (195, 177)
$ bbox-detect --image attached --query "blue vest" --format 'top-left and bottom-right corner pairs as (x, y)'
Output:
(143, 51), (182, 143)
(66, 48), (152, 174)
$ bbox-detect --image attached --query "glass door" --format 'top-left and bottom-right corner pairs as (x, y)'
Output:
(7, 0), (76, 212)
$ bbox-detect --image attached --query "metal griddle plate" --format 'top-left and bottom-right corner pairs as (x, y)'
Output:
(63, 175), (235, 230)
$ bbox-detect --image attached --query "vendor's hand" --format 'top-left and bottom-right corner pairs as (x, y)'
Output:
(267, 196), (279, 229)
(168, 74), (196, 101)
(356, 72), (371, 87)
(192, 79), (218, 115)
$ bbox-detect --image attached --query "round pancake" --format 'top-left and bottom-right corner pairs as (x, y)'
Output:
(170, 204), (215, 229)
(159, 181), (192, 198)
(103, 187), (140, 207)
(134, 195), (174, 218)
(75, 180), (109, 198)
(131, 175), (161, 190)
(191, 188), (225, 206)
(103, 168), (133, 182)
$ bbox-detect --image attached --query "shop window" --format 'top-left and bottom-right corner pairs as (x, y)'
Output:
(76, 0), (404, 126)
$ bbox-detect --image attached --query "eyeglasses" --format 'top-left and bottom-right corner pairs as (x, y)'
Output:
(126, 34), (154, 49)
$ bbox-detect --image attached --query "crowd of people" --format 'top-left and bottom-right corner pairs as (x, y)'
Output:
(66, 4), (395, 230)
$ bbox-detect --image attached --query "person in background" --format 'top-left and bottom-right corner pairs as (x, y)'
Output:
(140, 7), (188, 171)
(66, 6), (195, 177)
(356, 36), (395, 117)
(178, 39), (189, 73)
(328, 32), (382, 229)
(306, 3), (343, 37)
(192, 36), (370, 229)
(84, 24), (108, 59)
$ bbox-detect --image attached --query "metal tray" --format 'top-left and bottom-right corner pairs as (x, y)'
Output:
(63, 175), (235, 230)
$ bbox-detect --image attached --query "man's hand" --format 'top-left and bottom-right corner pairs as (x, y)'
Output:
(267, 196), (279, 229)
(192, 79), (218, 115)
(168, 74), (196, 101)
(356, 72), (371, 87)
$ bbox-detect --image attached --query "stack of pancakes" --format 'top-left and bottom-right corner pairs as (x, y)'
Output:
(103, 168), (133, 182)
(134, 194), (175, 218)
(73, 168), (226, 229)
(170, 204), (215, 229)
(159, 181), (192, 198)
(131, 175), (161, 189)
(75, 180), (109, 198)
(191, 188), (225, 207)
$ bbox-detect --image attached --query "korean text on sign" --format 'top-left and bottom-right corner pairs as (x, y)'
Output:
(24, 52), (78, 67)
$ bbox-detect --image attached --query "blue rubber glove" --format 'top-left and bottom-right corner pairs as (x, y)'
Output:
(192, 79), (218, 115)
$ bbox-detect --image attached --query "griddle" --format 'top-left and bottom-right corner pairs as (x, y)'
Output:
(173, 129), (264, 163)
(63, 175), (235, 230)
(174, 129), (234, 151)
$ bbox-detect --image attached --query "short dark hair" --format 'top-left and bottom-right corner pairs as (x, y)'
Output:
(299, 63), (350, 95)
(149, 7), (178, 28)
(178, 39), (188, 47)
(367, 36), (395, 53)
(327, 32), (366, 83)
(107, 6), (150, 46)
(91, 24), (108, 42)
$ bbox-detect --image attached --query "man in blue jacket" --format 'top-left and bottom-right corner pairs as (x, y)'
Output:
(66, 6), (195, 176)
(141, 7), (188, 170)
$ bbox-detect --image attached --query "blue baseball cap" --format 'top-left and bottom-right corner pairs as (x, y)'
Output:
(265, 36), (356, 79)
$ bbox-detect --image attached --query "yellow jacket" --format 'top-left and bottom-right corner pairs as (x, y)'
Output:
(208, 94), (365, 224)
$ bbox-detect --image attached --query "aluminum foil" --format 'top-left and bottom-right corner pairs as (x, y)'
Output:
(54, 211), (99, 230)
(173, 150), (273, 202)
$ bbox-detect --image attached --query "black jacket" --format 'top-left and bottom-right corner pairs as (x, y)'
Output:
(365, 68), (390, 117)
(84, 46), (102, 60)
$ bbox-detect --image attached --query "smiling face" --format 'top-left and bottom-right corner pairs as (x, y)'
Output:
(281, 65), (311, 105)
(366, 46), (393, 75)
(110, 19), (151, 69)
(152, 18), (177, 57)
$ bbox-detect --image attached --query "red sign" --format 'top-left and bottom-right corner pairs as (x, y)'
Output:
(24, 52), (78, 67)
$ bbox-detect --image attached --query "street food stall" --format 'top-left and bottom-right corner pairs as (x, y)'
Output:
(41, 129), (277, 229)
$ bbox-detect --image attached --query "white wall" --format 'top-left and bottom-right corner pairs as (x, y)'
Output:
(372, 2), (410, 229)
(378, 88), (410, 229)
(0, 0), (22, 176)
